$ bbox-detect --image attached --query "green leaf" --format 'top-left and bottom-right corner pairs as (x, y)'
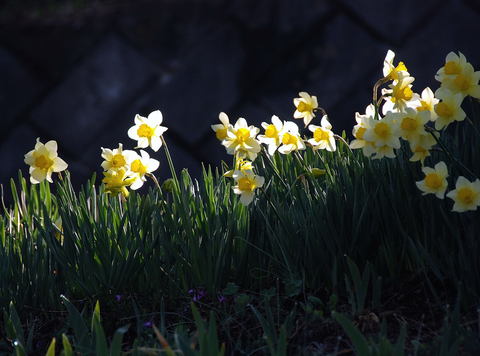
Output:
(45, 338), (56, 356)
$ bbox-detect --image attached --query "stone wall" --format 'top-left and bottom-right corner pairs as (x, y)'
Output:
(1, 0), (479, 189)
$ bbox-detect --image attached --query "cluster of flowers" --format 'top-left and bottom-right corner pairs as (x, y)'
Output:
(211, 93), (337, 205)
(24, 110), (168, 199)
(350, 50), (480, 212)
(22, 50), (480, 212)
(100, 110), (167, 197)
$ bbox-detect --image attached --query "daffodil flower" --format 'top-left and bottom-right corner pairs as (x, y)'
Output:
(102, 168), (136, 198)
(257, 115), (284, 155)
(409, 133), (437, 164)
(293, 92), (318, 127)
(129, 150), (160, 190)
(383, 50), (409, 81)
(232, 170), (265, 206)
(128, 110), (168, 152)
(101, 143), (136, 172)
(416, 161), (449, 199)
(211, 112), (231, 141)
(435, 52), (469, 82)
(416, 87), (439, 122)
(350, 105), (376, 157)
(446, 176), (480, 212)
(277, 121), (305, 155)
(223, 158), (253, 178)
(433, 92), (465, 130)
(382, 72), (420, 114)
(363, 116), (400, 152)
(222, 117), (261, 161)
(24, 138), (68, 184)
(436, 63), (480, 99)
(392, 108), (429, 146)
(307, 115), (336, 152)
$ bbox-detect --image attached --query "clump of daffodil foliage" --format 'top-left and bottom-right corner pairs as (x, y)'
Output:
(2, 50), (480, 355)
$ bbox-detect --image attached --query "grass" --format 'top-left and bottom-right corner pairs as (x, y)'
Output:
(1, 101), (480, 353)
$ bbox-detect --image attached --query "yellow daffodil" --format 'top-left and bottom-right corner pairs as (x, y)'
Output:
(211, 112), (231, 141)
(363, 116), (400, 152)
(258, 115), (284, 155)
(222, 117), (261, 161)
(223, 158), (253, 178)
(127, 110), (168, 152)
(101, 143), (136, 172)
(102, 168), (136, 198)
(129, 150), (160, 190)
(24, 138), (68, 184)
(433, 92), (465, 130)
(435, 52), (469, 82)
(383, 50), (409, 81)
(293, 92), (318, 127)
(416, 161), (448, 199)
(436, 63), (480, 99)
(409, 133), (437, 164)
(307, 115), (336, 152)
(391, 108), (429, 145)
(382, 72), (420, 114)
(416, 87), (439, 122)
(278, 121), (306, 154)
(446, 176), (480, 212)
(232, 169), (265, 206)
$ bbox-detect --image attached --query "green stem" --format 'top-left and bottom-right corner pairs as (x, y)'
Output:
(427, 128), (477, 179)
(161, 137), (179, 191)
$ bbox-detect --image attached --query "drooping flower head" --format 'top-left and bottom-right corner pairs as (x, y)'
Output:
(24, 138), (68, 184)
(293, 92), (318, 127)
(382, 72), (420, 114)
(232, 169), (265, 206)
(222, 117), (261, 161)
(416, 161), (449, 199)
(101, 143), (136, 172)
(409, 133), (437, 164)
(446, 176), (480, 212)
(307, 115), (336, 152)
(383, 50), (409, 81)
(128, 110), (168, 152)
(102, 168), (136, 198)
(211, 112), (231, 141)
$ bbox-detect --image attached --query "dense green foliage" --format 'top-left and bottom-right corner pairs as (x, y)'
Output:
(1, 108), (480, 354)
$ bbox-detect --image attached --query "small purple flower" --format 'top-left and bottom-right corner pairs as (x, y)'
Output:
(188, 287), (207, 302)
(143, 321), (153, 328)
(217, 294), (226, 303)
(115, 294), (122, 302)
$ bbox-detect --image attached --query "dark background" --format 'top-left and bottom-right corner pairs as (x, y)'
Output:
(1, 0), (480, 189)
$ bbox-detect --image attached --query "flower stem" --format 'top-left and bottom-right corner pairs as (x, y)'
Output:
(161, 137), (179, 191)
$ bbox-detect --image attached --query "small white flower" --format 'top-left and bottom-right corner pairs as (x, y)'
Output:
(129, 150), (160, 190)
(232, 170), (265, 206)
(308, 115), (336, 152)
(128, 110), (168, 152)
(24, 138), (68, 184)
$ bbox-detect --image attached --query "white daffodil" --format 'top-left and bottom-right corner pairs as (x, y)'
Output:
(409, 133), (437, 164)
(127, 110), (168, 152)
(277, 121), (306, 154)
(382, 72), (420, 114)
(436, 63), (480, 99)
(383, 50), (409, 81)
(129, 150), (160, 190)
(392, 108), (429, 145)
(101, 143), (136, 172)
(363, 115), (400, 151)
(416, 161), (449, 199)
(232, 169), (264, 206)
(446, 176), (480, 212)
(222, 117), (261, 161)
(433, 92), (465, 130)
(350, 104), (376, 157)
(293, 92), (318, 127)
(211, 112), (231, 141)
(24, 138), (68, 184)
(416, 87), (439, 122)
(435, 51), (469, 82)
(308, 115), (336, 152)
(257, 115), (284, 155)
